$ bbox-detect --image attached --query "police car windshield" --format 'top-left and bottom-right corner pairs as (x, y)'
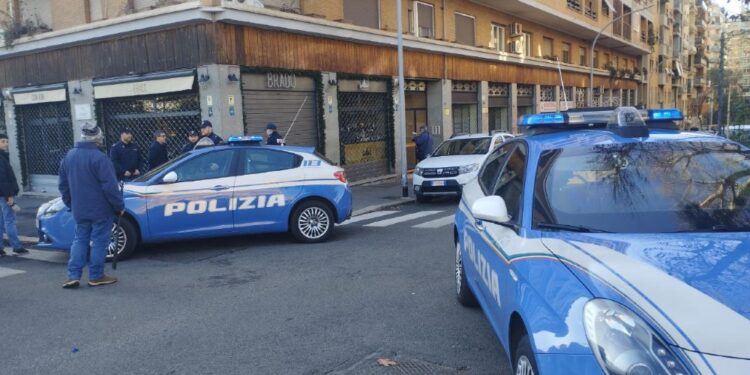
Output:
(432, 138), (491, 157)
(533, 141), (750, 233)
(134, 154), (190, 182)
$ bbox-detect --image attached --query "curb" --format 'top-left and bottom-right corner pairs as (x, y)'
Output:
(351, 197), (414, 217)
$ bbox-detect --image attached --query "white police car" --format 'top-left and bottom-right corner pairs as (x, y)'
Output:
(454, 108), (750, 374)
(413, 132), (513, 202)
(36, 136), (352, 259)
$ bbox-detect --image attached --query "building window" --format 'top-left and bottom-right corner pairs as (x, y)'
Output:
(594, 50), (599, 68)
(604, 53), (611, 67)
(491, 24), (505, 52)
(622, 4), (632, 40)
(579, 47), (587, 66)
(455, 12), (476, 46)
(543, 37), (554, 59)
(562, 42), (571, 63)
(413, 1), (434, 38)
(585, 0), (597, 19)
(568, 0), (582, 12)
(524, 32), (533, 57)
(344, 0), (379, 29)
(613, 0), (623, 36)
(602, 0), (610, 16)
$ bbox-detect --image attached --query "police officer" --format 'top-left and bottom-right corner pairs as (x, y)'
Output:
(58, 123), (123, 288)
(413, 125), (433, 162)
(200, 120), (224, 145)
(181, 129), (200, 154)
(266, 123), (284, 145)
(148, 130), (169, 170)
(110, 128), (141, 181)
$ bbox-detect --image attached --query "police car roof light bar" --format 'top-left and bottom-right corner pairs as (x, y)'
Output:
(227, 135), (264, 145)
(647, 108), (684, 122)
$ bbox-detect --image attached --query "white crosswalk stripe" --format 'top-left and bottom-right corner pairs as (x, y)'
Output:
(339, 210), (398, 225)
(412, 214), (455, 229)
(364, 211), (442, 227)
(0, 266), (25, 279)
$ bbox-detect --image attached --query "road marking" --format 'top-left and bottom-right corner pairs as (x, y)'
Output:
(3, 234), (38, 243)
(340, 210), (398, 225)
(0, 266), (26, 279)
(412, 214), (455, 229)
(365, 211), (442, 227)
(3, 247), (68, 264)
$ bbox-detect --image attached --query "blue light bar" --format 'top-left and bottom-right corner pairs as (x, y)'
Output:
(518, 113), (567, 126)
(648, 108), (683, 121)
(227, 135), (264, 143)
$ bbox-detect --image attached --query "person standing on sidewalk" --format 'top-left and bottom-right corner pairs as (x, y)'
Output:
(110, 128), (141, 181)
(147, 130), (169, 170)
(181, 129), (200, 154)
(0, 134), (28, 256)
(58, 123), (123, 288)
(413, 126), (433, 163)
(200, 120), (224, 145)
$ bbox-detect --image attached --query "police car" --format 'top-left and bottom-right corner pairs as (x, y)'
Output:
(413, 132), (513, 202)
(36, 136), (352, 259)
(454, 107), (750, 374)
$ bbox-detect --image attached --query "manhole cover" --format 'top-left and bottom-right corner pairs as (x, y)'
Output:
(329, 352), (461, 375)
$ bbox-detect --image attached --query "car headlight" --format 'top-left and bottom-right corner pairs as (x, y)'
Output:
(414, 167), (423, 176)
(38, 198), (66, 218)
(584, 299), (691, 375)
(459, 163), (479, 174)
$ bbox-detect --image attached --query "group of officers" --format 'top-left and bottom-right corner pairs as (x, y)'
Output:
(110, 120), (284, 180)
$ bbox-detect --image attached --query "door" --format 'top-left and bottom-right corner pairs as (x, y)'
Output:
(406, 90), (428, 169)
(232, 148), (304, 234)
(145, 149), (238, 240)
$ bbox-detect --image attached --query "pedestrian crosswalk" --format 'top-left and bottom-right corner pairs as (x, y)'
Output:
(0, 266), (25, 279)
(340, 209), (455, 229)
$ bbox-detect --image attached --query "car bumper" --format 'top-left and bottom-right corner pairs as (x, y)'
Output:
(413, 173), (475, 196)
(36, 212), (75, 251)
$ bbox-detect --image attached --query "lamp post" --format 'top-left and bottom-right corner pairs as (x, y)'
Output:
(589, 2), (658, 106)
(396, 0), (408, 197)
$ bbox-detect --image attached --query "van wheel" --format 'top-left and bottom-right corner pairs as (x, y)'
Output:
(291, 200), (334, 243)
(107, 217), (138, 261)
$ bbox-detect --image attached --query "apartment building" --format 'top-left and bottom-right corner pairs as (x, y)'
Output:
(724, 11), (750, 102)
(0, 0), (653, 191)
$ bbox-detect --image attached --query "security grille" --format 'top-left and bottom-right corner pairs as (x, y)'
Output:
(603, 89), (611, 106)
(541, 86), (556, 101)
(98, 93), (201, 166)
(15, 101), (73, 176)
(629, 90), (637, 106)
(0, 104), (5, 134)
(593, 88), (601, 107)
(561, 87), (573, 103)
(338, 91), (392, 181)
(576, 87), (587, 108)
(612, 90), (621, 106)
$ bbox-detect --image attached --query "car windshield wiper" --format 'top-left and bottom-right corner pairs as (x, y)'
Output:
(710, 224), (750, 232)
(536, 223), (610, 233)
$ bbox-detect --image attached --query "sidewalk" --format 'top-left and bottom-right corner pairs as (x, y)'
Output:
(7, 178), (415, 245)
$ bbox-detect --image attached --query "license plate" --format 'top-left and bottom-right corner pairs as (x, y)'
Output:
(431, 181), (446, 187)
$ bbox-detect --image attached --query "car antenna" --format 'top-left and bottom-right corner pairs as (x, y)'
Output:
(556, 57), (569, 111)
(283, 96), (308, 146)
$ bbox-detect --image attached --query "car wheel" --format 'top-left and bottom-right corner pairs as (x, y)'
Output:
(416, 192), (430, 203)
(514, 335), (539, 375)
(291, 200), (334, 243)
(456, 240), (478, 307)
(107, 217), (138, 261)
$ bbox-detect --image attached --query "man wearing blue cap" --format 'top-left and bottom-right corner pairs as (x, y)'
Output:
(200, 120), (224, 145)
(181, 129), (200, 154)
(110, 128), (141, 181)
(265, 123), (284, 146)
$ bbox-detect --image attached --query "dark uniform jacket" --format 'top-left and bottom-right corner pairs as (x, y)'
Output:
(181, 141), (197, 154)
(58, 142), (124, 223)
(207, 133), (224, 145)
(414, 131), (433, 161)
(148, 142), (169, 170)
(110, 141), (141, 180)
(267, 131), (283, 146)
(0, 151), (19, 198)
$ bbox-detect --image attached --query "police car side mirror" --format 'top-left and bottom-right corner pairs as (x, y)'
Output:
(162, 171), (178, 184)
(472, 196), (510, 224)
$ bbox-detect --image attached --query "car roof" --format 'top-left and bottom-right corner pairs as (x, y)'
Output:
(449, 133), (513, 140)
(523, 128), (733, 151)
(191, 144), (317, 155)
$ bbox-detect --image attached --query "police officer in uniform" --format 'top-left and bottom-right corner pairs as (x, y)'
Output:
(181, 129), (200, 154)
(110, 128), (141, 181)
(266, 123), (284, 146)
(148, 130), (169, 170)
(200, 120), (224, 145)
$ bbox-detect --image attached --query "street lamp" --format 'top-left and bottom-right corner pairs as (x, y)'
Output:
(589, 1), (658, 106)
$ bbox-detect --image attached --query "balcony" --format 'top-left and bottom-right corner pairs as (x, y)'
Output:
(659, 43), (670, 56)
(694, 77), (705, 87)
(567, 0), (582, 12)
(659, 72), (668, 86)
(673, 23), (681, 36)
(693, 54), (706, 68)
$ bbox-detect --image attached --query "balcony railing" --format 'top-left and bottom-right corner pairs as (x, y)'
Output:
(641, 32), (647, 42)
(585, 6), (597, 19)
(568, 0), (582, 12)
(694, 77), (705, 87)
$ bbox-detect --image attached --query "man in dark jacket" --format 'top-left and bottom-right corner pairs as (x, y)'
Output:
(58, 124), (124, 288)
(181, 129), (200, 154)
(413, 126), (433, 162)
(147, 130), (169, 170)
(109, 128), (141, 181)
(200, 120), (224, 145)
(0, 134), (27, 256)
(265, 123), (284, 145)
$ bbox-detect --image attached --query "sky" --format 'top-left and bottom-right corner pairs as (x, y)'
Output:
(720, 0), (745, 15)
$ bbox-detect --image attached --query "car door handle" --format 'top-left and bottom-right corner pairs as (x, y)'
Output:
(475, 220), (485, 232)
(211, 185), (230, 191)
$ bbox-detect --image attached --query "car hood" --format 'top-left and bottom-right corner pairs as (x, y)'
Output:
(417, 154), (485, 169)
(541, 232), (750, 359)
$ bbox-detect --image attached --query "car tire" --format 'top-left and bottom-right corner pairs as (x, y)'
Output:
(455, 240), (478, 307)
(416, 192), (430, 203)
(291, 200), (334, 243)
(514, 335), (539, 375)
(107, 217), (138, 261)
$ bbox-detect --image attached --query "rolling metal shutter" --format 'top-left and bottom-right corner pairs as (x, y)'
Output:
(241, 73), (318, 148)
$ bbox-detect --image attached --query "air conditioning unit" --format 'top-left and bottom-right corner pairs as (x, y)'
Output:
(509, 40), (523, 54)
(510, 23), (523, 37)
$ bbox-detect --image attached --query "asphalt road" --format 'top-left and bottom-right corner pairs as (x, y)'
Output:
(0, 199), (510, 375)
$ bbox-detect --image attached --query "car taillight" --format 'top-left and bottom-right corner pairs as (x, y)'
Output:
(334, 171), (347, 183)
